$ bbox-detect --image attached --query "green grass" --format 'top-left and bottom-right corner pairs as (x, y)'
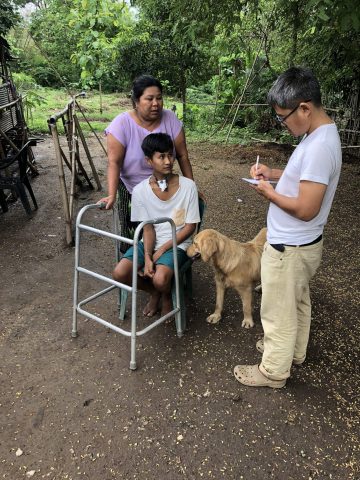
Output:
(24, 87), (282, 145)
(25, 87), (186, 135)
(25, 88), (130, 134)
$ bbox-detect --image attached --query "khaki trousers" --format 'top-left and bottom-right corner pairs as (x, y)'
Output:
(259, 240), (323, 381)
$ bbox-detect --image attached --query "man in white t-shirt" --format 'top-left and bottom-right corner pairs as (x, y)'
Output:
(113, 133), (200, 318)
(234, 67), (342, 388)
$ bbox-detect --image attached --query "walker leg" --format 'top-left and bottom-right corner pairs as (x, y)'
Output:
(72, 220), (80, 338)
(129, 285), (137, 369)
(130, 335), (137, 370)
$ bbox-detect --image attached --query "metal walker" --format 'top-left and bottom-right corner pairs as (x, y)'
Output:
(72, 203), (183, 370)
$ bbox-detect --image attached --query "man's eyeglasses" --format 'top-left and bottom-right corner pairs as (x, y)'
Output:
(274, 100), (311, 124)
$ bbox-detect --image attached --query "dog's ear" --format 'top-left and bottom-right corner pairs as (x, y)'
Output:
(200, 236), (218, 262)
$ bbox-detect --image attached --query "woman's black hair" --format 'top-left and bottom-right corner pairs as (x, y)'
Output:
(131, 75), (163, 106)
(141, 133), (174, 159)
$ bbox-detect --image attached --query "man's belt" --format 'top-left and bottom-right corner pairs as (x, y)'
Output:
(270, 234), (323, 253)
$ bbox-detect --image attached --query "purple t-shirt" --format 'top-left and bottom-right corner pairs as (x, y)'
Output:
(105, 109), (183, 193)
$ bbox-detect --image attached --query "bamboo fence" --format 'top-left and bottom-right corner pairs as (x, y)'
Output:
(48, 93), (102, 245)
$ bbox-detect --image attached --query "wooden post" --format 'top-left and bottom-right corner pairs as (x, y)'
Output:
(49, 122), (73, 245)
(74, 114), (102, 190)
(75, 100), (107, 156)
(48, 94), (104, 245)
(68, 101), (76, 224)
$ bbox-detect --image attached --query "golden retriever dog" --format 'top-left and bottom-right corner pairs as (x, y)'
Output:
(187, 227), (267, 328)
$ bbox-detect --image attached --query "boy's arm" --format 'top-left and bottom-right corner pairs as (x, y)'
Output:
(143, 224), (156, 278)
(153, 223), (197, 263)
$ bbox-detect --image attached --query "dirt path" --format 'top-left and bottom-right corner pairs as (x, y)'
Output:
(0, 136), (359, 479)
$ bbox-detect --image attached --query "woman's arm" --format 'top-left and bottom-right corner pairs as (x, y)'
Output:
(174, 128), (194, 180)
(99, 134), (126, 209)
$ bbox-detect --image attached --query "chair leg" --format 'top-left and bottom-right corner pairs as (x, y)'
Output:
(119, 289), (128, 321)
(0, 189), (8, 213)
(16, 182), (32, 215)
(22, 175), (38, 210)
(185, 266), (193, 298)
(172, 275), (186, 337)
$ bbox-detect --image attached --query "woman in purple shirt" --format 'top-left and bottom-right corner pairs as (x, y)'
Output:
(99, 75), (194, 210)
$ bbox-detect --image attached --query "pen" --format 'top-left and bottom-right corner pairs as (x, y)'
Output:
(255, 155), (259, 172)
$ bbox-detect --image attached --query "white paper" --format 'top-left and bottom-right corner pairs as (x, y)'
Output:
(241, 178), (277, 185)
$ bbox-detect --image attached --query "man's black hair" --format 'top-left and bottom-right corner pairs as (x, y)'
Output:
(141, 133), (174, 158)
(267, 67), (322, 109)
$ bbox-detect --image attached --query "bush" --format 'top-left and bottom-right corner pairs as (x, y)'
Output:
(12, 72), (46, 123)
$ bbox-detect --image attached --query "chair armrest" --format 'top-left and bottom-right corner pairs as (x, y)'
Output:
(0, 139), (37, 170)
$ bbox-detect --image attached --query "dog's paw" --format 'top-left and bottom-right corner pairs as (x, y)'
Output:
(242, 318), (254, 329)
(206, 313), (221, 324)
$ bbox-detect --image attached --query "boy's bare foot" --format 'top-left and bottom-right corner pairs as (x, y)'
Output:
(161, 293), (173, 318)
(143, 293), (161, 317)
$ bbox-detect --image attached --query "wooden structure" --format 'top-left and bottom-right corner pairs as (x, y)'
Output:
(48, 94), (102, 245)
(0, 36), (39, 214)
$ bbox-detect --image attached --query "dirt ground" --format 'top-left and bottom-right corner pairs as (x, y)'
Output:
(0, 135), (359, 480)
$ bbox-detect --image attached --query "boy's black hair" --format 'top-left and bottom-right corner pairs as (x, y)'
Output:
(141, 133), (174, 159)
(267, 66), (322, 109)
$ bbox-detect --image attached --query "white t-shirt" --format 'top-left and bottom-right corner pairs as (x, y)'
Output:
(131, 176), (200, 251)
(267, 123), (342, 245)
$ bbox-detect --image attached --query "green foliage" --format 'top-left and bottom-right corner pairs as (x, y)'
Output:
(4, 0), (359, 143)
(0, 0), (27, 35)
(68, 0), (135, 89)
(132, 0), (211, 98)
(22, 87), (186, 136)
(261, 0), (360, 93)
(12, 72), (45, 123)
(27, 1), (81, 87)
(12, 71), (38, 90)
(23, 88), (129, 133)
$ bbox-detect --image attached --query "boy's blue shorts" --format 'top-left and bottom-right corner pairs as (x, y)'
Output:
(123, 242), (188, 271)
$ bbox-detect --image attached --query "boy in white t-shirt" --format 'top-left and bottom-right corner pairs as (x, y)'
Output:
(113, 133), (200, 317)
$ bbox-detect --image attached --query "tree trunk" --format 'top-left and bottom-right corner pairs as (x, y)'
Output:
(289, 1), (300, 66)
(180, 74), (186, 127)
(99, 80), (103, 114)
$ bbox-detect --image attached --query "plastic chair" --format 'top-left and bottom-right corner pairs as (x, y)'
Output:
(117, 196), (206, 335)
(0, 139), (39, 215)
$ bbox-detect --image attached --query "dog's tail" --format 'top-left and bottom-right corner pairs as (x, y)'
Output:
(252, 227), (267, 246)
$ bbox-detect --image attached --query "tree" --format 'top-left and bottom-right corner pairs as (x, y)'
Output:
(0, 0), (28, 35)
(131, 0), (211, 121)
(27, 0), (81, 87)
(68, 0), (134, 90)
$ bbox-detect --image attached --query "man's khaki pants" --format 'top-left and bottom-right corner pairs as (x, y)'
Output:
(259, 240), (323, 381)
